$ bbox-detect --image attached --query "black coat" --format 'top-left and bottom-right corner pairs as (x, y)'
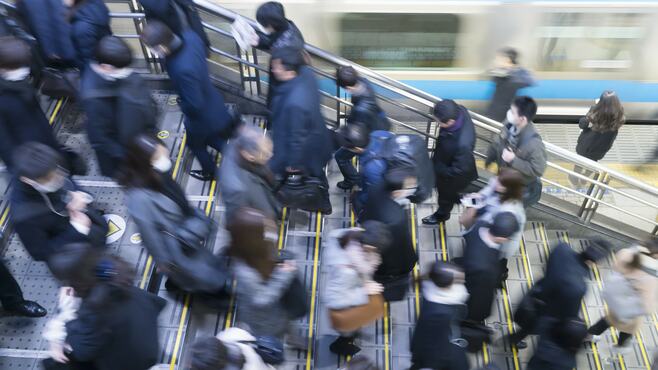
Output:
(80, 69), (158, 177)
(66, 286), (166, 370)
(485, 67), (535, 122)
(527, 319), (577, 370)
(10, 179), (108, 261)
(0, 79), (62, 171)
(575, 117), (619, 161)
(165, 30), (233, 146)
(433, 105), (478, 195)
(461, 222), (501, 322)
(138, 0), (210, 50)
(348, 78), (390, 132)
(361, 184), (417, 277)
(268, 66), (333, 177)
(69, 0), (111, 68)
(411, 297), (469, 370)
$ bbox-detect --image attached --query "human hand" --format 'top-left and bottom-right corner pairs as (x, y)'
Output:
(49, 342), (72, 363)
(365, 280), (383, 295)
(279, 259), (297, 272)
(501, 148), (516, 163)
(67, 191), (92, 213)
(69, 210), (91, 229)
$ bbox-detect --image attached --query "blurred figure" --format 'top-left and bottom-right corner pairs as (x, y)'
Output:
(485, 47), (535, 122)
(66, 0), (111, 70)
(335, 66), (390, 190)
(410, 261), (469, 370)
(527, 318), (588, 370)
(422, 99), (477, 225)
(226, 208), (302, 344)
(587, 238), (658, 354)
(362, 166), (418, 302)
(324, 222), (391, 356)
(343, 356), (380, 370)
(459, 168), (526, 283)
(80, 36), (158, 178)
(485, 96), (546, 208)
(141, 21), (238, 181)
(138, 0), (210, 51)
(46, 244), (166, 370)
(569, 90), (625, 187)
(267, 47), (333, 213)
(460, 212), (519, 324)
(0, 259), (47, 317)
(190, 329), (274, 370)
(119, 135), (229, 294)
(0, 37), (77, 173)
(218, 125), (280, 221)
(11, 142), (108, 262)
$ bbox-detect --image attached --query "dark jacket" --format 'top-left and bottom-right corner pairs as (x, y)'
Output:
(433, 105), (478, 193)
(256, 20), (305, 53)
(16, 0), (77, 66)
(534, 242), (588, 321)
(138, 0), (210, 50)
(218, 143), (281, 220)
(0, 78), (62, 171)
(165, 30), (233, 145)
(411, 282), (469, 370)
(268, 65), (333, 177)
(66, 286), (166, 370)
(485, 122), (547, 185)
(575, 117), (619, 161)
(349, 78), (390, 132)
(69, 0), (111, 68)
(361, 183), (417, 277)
(354, 130), (394, 213)
(10, 179), (108, 261)
(461, 221), (501, 322)
(527, 319), (577, 370)
(486, 67), (535, 122)
(80, 68), (158, 177)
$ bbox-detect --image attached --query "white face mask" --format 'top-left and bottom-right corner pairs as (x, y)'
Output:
(28, 175), (66, 193)
(152, 156), (172, 173)
(506, 109), (517, 125)
(1, 67), (30, 81)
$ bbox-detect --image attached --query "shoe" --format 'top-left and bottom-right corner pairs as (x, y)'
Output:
(5, 300), (47, 318)
(422, 212), (450, 225)
(189, 170), (214, 181)
(336, 180), (355, 190)
(329, 336), (361, 356)
(165, 278), (181, 293)
(583, 334), (602, 344)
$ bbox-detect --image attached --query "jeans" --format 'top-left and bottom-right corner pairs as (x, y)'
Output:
(0, 260), (24, 309)
(523, 179), (542, 208)
(335, 148), (359, 184)
(589, 317), (632, 346)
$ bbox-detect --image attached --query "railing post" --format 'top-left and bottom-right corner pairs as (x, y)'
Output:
(127, 0), (158, 74)
(251, 47), (263, 97)
(426, 107), (435, 148)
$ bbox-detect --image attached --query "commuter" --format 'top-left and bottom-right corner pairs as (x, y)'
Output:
(505, 240), (609, 348)
(0, 259), (47, 317)
(120, 135), (229, 294)
(527, 318), (588, 370)
(459, 168), (526, 283)
(344, 356), (380, 370)
(335, 66), (390, 190)
(46, 244), (166, 370)
(267, 47), (333, 213)
(410, 261), (469, 370)
(422, 99), (477, 225)
(586, 238), (658, 353)
(361, 166), (418, 301)
(485, 47), (535, 122)
(15, 0), (78, 68)
(226, 208), (302, 343)
(190, 328), (274, 370)
(485, 96), (546, 208)
(81, 36), (158, 178)
(569, 90), (625, 187)
(324, 221), (391, 356)
(138, 0), (210, 51)
(218, 125), (280, 221)
(11, 142), (108, 262)
(0, 37), (77, 173)
(66, 0), (111, 69)
(141, 21), (238, 181)
(460, 212), (519, 323)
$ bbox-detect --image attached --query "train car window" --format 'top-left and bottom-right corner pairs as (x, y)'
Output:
(538, 12), (646, 72)
(339, 13), (460, 68)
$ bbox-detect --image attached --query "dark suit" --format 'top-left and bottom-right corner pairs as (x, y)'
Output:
(138, 0), (210, 50)
(69, 0), (111, 68)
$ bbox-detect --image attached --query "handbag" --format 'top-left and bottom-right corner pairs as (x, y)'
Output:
(41, 68), (80, 98)
(253, 335), (284, 365)
(602, 271), (646, 323)
(163, 208), (214, 255)
(278, 250), (308, 319)
(276, 174), (327, 213)
(329, 294), (385, 333)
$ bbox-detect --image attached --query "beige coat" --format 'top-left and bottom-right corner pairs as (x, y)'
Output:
(606, 248), (658, 334)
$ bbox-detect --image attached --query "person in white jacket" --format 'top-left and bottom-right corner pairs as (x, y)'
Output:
(190, 327), (274, 370)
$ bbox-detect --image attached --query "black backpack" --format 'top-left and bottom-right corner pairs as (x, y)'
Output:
(383, 134), (435, 203)
(460, 320), (493, 353)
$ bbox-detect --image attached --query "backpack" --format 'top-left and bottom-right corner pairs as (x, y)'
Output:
(602, 271), (646, 323)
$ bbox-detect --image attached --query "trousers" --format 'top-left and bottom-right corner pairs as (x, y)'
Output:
(0, 259), (23, 309)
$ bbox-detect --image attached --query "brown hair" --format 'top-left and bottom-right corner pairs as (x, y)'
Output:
(586, 91), (625, 132)
(226, 208), (276, 279)
(630, 236), (658, 269)
(498, 168), (524, 202)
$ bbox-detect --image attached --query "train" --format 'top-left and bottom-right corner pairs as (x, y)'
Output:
(217, 0), (658, 122)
